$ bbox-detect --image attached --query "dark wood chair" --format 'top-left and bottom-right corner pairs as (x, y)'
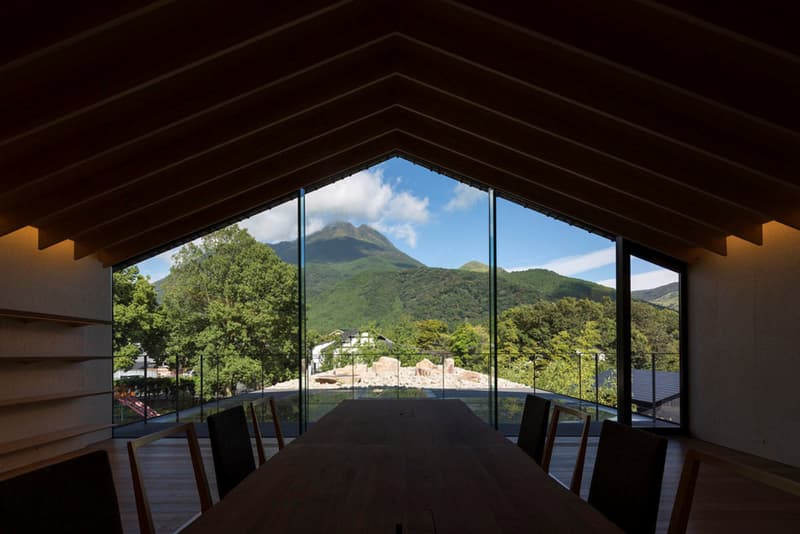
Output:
(207, 404), (256, 498)
(249, 395), (285, 466)
(517, 394), (551, 464)
(128, 423), (213, 534)
(588, 420), (667, 534)
(541, 404), (591, 494)
(667, 448), (800, 534)
(0, 449), (123, 534)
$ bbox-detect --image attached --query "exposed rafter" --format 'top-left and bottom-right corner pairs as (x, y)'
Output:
(0, 0), (796, 267)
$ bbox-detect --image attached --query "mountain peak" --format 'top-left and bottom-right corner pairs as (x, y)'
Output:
(311, 221), (394, 249)
(269, 222), (423, 269)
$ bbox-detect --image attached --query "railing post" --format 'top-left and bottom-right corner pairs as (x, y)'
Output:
(577, 351), (582, 408)
(595, 352), (599, 421)
(199, 353), (204, 421)
(532, 354), (536, 393)
(651, 352), (657, 422)
(176, 352), (180, 422)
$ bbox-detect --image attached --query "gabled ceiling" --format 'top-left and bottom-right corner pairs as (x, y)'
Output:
(1, 0), (799, 266)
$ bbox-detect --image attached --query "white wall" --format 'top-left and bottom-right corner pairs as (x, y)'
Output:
(689, 221), (800, 467)
(0, 227), (112, 472)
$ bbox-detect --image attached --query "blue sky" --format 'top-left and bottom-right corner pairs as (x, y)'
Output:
(136, 157), (677, 290)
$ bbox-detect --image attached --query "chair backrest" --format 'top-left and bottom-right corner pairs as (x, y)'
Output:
(207, 404), (256, 498)
(541, 404), (591, 494)
(128, 423), (213, 534)
(0, 449), (123, 534)
(517, 394), (551, 464)
(588, 420), (667, 534)
(668, 448), (800, 534)
(250, 395), (285, 466)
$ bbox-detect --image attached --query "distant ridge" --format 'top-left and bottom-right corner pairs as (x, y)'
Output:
(459, 261), (489, 272)
(632, 282), (679, 310)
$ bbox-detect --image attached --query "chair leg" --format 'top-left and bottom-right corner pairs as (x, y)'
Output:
(250, 401), (267, 466)
(270, 396), (285, 450)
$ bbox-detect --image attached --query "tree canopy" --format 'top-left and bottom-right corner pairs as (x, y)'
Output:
(112, 266), (166, 372)
(160, 226), (298, 398)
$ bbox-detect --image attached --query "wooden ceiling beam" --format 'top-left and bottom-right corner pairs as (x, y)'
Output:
(391, 80), (764, 245)
(96, 136), (402, 267)
(0, 10), (395, 194)
(393, 116), (727, 254)
(0, 0), (354, 141)
(0, 0), (166, 69)
(651, 0), (800, 57)
(7, 71), (398, 246)
(33, 81), (398, 249)
(448, 0), (800, 134)
(391, 46), (800, 229)
(399, 4), (800, 190)
(72, 113), (405, 259)
(394, 136), (699, 262)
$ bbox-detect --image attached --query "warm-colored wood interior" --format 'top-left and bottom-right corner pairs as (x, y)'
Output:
(2, 1), (799, 266)
(88, 433), (800, 534)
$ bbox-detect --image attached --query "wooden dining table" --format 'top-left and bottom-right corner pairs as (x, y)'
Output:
(184, 399), (622, 533)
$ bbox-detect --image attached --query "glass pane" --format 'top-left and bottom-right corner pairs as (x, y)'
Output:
(113, 197), (302, 436)
(629, 256), (680, 428)
(303, 159), (490, 422)
(496, 196), (618, 435)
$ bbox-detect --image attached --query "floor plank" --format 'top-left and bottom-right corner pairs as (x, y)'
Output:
(89, 434), (800, 534)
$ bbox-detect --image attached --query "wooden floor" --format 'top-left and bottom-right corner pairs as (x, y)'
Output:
(91, 434), (800, 534)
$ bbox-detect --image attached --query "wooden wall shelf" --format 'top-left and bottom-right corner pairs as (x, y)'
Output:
(0, 389), (112, 409)
(0, 423), (114, 456)
(0, 308), (111, 327)
(0, 355), (112, 363)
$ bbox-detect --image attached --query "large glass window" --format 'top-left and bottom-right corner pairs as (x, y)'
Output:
(496, 197), (617, 435)
(629, 256), (681, 428)
(112, 159), (687, 437)
(113, 198), (301, 437)
(303, 160), (491, 422)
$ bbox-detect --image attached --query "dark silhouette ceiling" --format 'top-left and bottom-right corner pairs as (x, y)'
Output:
(1, 1), (798, 266)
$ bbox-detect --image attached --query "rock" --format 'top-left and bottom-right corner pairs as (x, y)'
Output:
(415, 358), (437, 376)
(333, 365), (353, 376)
(372, 356), (400, 376)
(459, 370), (481, 382)
(444, 358), (455, 374)
(333, 364), (367, 376)
(314, 376), (338, 384)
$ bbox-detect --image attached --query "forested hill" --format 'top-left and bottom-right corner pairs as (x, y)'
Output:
(632, 282), (679, 311)
(308, 266), (615, 332)
(153, 222), (617, 332)
(272, 222), (615, 332)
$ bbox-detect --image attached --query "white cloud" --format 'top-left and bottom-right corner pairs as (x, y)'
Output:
(374, 222), (418, 248)
(444, 182), (484, 212)
(239, 201), (299, 243)
(507, 246), (616, 276)
(239, 169), (430, 247)
(598, 269), (679, 291)
(239, 168), (430, 248)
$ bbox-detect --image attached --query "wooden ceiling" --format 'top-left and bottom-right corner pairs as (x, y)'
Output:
(2, 1), (799, 267)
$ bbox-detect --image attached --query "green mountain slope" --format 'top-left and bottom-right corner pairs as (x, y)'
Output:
(154, 223), (618, 332)
(632, 282), (679, 310)
(269, 222), (423, 298)
(270, 222), (422, 268)
(459, 261), (490, 272)
(307, 266), (615, 332)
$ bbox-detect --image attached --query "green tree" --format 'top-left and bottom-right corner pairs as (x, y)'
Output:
(449, 322), (489, 371)
(414, 319), (450, 351)
(162, 226), (298, 399)
(112, 266), (166, 372)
